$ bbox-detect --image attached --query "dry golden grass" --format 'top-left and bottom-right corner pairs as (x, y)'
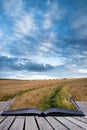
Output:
(9, 84), (57, 110)
(0, 79), (71, 101)
(9, 79), (69, 110)
(64, 78), (87, 101)
(0, 78), (87, 110)
(0, 79), (62, 100)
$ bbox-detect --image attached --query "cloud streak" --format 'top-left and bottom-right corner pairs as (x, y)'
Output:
(0, 56), (55, 72)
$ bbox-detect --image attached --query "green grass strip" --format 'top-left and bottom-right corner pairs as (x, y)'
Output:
(39, 84), (76, 110)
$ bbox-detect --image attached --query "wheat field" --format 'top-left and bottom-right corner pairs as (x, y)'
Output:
(0, 78), (87, 110)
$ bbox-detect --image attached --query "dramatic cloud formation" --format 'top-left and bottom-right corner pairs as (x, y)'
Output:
(0, 56), (55, 71)
(0, 0), (87, 79)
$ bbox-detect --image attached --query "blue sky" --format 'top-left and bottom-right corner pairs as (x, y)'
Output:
(0, 0), (87, 79)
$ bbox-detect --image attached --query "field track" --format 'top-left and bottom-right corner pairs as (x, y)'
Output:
(0, 78), (87, 110)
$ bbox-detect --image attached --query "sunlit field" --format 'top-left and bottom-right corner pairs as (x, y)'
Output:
(0, 78), (87, 110)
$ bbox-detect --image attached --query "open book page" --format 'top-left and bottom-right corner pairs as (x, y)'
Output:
(7, 93), (77, 111)
(1, 82), (84, 116)
(6, 80), (78, 112)
(2, 79), (85, 116)
(2, 108), (42, 116)
(2, 98), (84, 116)
(43, 108), (84, 116)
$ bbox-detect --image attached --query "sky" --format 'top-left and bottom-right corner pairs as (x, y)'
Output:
(0, 0), (87, 80)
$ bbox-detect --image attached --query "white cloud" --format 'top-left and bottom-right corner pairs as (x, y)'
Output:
(71, 13), (87, 37)
(14, 15), (37, 35)
(78, 69), (87, 74)
(0, 29), (3, 37)
(43, 2), (65, 30)
(37, 56), (66, 66)
(27, 74), (58, 80)
(43, 19), (52, 29)
(38, 32), (56, 54)
(1, 71), (58, 80)
(39, 46), (49, 52)
(0, 51), (13, 58)
(43, 42), (52, 48)
(72, 17), (87, 29)
(72, 54), (85, 59)
(83, 51), (87, 55)
(2, 0), (39, 44)
(39, 41), (53, 52)
(3, 0), (23, 17)
(47, 2), (62, 17)
(14, 59), (28, 66)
